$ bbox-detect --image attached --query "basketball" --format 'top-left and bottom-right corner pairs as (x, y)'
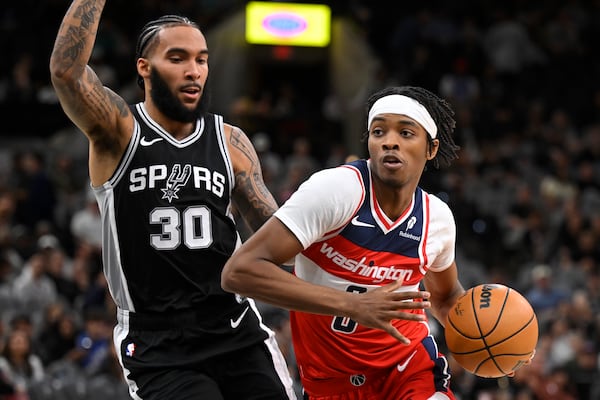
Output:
(445, 283), (538, 378)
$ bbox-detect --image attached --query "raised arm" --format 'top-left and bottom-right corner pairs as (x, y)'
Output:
(226, 124), (279, 233)
(49, 0), (133, 185)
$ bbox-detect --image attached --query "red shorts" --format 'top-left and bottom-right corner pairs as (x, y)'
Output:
(303, 335), (455, 400)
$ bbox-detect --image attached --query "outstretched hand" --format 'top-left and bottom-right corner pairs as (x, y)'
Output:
(506, 349), (536, 377)
(346, 280), (431, 345)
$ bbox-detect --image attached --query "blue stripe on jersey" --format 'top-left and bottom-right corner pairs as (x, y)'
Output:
(422, 335), (452, 393)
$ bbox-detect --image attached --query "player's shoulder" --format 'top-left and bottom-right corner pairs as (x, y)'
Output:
(423, 190), (454, 220)
(425, 191), (449, 207)
(222, 120), (252, 143)
(303, 163), (364, 192)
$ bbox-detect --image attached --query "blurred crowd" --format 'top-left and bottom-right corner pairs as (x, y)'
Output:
(1, 1), (600, 399)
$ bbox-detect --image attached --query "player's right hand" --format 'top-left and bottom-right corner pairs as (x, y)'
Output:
(347, 280), (431, 345)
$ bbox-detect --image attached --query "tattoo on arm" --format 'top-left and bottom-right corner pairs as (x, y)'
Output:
(73, 0), (100, 30)
(230, 127), (278, 231)
(54, 0), (102, 72)
(84, 77), (113, 123)
(84, 75), (129, 119)
(230, 127), (257, 163)
(52, 0), (122, 128)
(108, 90), (131, 118)
(56, 26), (86, 70)
(82, 81), (130, 152)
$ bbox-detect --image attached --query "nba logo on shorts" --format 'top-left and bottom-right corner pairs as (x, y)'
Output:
(350, 374), (366, 387)
(126, 342), (136, 357)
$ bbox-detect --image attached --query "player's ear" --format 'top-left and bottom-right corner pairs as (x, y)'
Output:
(427, 138), (439, 160)
(137, 58), (150, 81)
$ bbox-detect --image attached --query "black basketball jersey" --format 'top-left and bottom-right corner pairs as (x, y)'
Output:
(93, 103), (244, 315)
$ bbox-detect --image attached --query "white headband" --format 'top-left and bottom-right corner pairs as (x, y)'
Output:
(367, 94), (437, 138)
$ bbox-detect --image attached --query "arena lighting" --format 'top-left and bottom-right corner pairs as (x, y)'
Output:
(245, 1), (331, 47)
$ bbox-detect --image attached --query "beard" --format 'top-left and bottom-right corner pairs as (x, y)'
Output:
(149, 69), (211, 123)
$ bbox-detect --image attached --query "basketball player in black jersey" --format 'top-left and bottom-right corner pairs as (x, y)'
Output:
(50, 1), (297, 399)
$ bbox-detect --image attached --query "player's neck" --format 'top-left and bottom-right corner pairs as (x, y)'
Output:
(372, 182), (415, 221)
(143, 101), (196, 140)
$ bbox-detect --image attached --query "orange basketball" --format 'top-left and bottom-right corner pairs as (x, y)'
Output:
(445, 283), (538, 378)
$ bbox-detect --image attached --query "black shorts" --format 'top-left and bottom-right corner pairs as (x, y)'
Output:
(114, 308), (296, 399)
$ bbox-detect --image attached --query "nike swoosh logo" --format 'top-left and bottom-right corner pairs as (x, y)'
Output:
(397, 350), (417, 372)
(351, 216), (375, 228)
(230, 306), (250, 329)
(140, 137), (163, 146)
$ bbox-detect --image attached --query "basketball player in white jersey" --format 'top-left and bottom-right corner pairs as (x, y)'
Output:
(223, 86), (466, 399)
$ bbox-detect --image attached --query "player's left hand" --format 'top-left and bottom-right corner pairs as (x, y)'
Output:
(507, 349), (536, 377)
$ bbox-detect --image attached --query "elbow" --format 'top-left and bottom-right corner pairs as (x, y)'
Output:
(221, 260), (247, 294)
(220, 271), (236, 293)
(49, 56), (82, 88)
(49, 56), (68, 83)
(49, 66), (71, 93)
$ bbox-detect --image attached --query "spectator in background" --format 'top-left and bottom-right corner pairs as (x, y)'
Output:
(0, 256), (15, 318)
(278, 137), (319, 202)
(5, 53), (37, 105)
(481, 6), (546, 77)
(282, 137), (319, 182)
(70, 308), (112, 377)
(0, 319), (4, 354)
(532, 366), (577, 400)
(550, 247), (587, 295)
(551, 200), (587, 259)
(47, 142), (89, 241)
(69, 188), (102, 251)
(85, 334), (131, 400)
(37, 303), (80, 367)
(9, 151), (56, 232)
(37, 234), (79, 306)
(276, 164), (310, 204)
(0, 329), (45, 399)
(545, 317), (579, 370)
(438, 57), (480, 108)
(6, 317), (35, 349)
(69, 188), (103, 285)
(79, 271), (113, 315)
(0, 190), (17, 249)
(323, 143), (352, 169)
(11, 250), (57, 333)
(525, 264), (569, 325)
(6, 314), (45, 375)
(564, 338), (600, 400)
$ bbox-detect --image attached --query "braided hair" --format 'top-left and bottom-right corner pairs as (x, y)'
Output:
(362, 86), (459, 169)
(135, 15), (200, 89)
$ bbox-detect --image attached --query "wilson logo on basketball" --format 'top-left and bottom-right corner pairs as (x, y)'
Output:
(479, 285), (493, 309)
